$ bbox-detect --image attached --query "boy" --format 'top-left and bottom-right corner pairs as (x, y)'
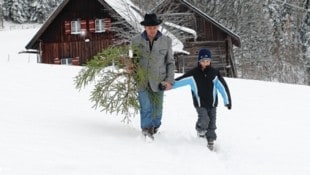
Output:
(173, 48), (231, 150)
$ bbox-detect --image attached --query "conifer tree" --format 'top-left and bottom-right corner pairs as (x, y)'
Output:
(74, 46), (149, 122)
(29, 0), (50, 23)
(75, 45), (163, 122)
(9, 0), (29, 23)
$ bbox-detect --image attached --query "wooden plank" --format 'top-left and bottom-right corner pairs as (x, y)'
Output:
(181, 54), (226, 60)
(184, 41), (226, 47)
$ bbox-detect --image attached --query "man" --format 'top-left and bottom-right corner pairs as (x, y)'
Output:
(131, 13), (175, 139)
(173, 48), (231, 150)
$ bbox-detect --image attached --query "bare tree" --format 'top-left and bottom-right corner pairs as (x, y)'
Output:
(108, 0), (197, 46)
(192, 0), (310, 85)
(154, 3), (198, 42)
(0, 4), (3, 29)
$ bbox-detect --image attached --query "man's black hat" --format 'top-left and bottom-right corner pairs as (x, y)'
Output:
(140, 13), (162, 26)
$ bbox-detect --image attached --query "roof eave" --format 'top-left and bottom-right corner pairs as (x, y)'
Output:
(181, 0), (241, 47)
(25, 0), (71, 50)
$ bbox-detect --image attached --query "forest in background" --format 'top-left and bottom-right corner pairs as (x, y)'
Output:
(1, 0), (309, 85)
(189, 0), (310, 85)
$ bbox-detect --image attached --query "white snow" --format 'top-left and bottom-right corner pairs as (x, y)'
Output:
(0, 27), (38, 64)
(1, 27), (310, 175)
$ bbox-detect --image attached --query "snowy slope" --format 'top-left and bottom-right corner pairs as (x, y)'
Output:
(1, 28), (310, 175)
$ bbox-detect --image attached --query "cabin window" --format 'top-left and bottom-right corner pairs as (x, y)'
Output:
(94, 18), (111, 32)
(95, 19), (105, 33)
(71, 21), (81, 34)
(67, 19), (110, 34)
(61, 58), (72, 65)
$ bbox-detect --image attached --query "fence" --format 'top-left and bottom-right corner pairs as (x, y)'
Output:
(1, 24), (39, 31)
(0, 53), (38, 64)
(0, 19), (40, 31)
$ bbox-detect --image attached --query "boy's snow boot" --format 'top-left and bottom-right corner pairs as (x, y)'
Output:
(197, 130), (207, 138)
(207, 138), (215, 151)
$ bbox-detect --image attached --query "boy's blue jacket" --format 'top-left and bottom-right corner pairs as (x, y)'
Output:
(173, 65), (232, 109)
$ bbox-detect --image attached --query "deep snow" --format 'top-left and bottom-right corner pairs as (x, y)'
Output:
(1, 28), (310, 175)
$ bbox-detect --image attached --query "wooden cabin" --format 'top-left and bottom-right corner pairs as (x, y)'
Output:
(25, 0), (240, 77)
(25, 0), (132, 65)
(155, 0), (241, 77)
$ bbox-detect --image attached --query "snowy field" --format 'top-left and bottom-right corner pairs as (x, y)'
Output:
(1, 28), (310, 175)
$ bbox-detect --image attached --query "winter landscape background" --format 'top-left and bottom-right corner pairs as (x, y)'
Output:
(1, 26), (310, 174)
(1, 0), (310, 85)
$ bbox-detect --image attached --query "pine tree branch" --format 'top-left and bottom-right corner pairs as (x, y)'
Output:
(74, 46), (141, 122)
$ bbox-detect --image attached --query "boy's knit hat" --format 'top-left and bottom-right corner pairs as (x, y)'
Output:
(198, 48), (212, 61)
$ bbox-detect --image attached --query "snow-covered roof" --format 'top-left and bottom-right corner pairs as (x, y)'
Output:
(164, 21), (197, 40)
(159, 26), (186, 54)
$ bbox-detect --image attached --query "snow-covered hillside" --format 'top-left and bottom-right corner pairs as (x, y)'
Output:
(1, 28), (310, 175)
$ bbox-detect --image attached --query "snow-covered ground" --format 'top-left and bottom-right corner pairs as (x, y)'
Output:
(0, 26), (38, 64)
(1, 28), (310, 175)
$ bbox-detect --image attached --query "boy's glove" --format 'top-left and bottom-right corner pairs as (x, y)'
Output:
(159, 82), (167, 91)
(159, 81), (172, 91)
(225, 104), (231, 110)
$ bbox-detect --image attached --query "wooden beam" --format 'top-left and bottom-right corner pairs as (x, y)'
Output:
(184, 41), (226, 47)
(227, 36), (237, 77)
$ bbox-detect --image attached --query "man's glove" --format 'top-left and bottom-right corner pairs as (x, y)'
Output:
(225, 104), (231, 110)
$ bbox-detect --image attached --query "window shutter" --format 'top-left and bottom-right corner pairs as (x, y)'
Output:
(89, 19), (95, 33)
(80, 20), (87, 33)
(104, 18), (111, 32)
(64, 21), (71, 34)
